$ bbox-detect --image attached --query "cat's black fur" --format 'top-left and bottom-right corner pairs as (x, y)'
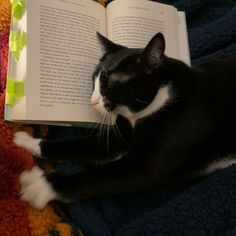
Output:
(26, 33), (236, 201)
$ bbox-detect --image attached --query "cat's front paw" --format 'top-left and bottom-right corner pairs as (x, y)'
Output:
(19, 166), (58, 209)
(14, 131), (42, 157)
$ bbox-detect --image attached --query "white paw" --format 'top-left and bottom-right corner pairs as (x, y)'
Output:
(19, 166), (58, 209)
(14, 131), (42, 157)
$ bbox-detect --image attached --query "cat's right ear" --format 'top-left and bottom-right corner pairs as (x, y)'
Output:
(97, 32), (124, 53)
(142, 32), (165, 68)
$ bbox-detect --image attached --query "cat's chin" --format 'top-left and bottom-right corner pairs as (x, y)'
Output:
(94, 105), (107, 116)
(93, 106), (117, 125)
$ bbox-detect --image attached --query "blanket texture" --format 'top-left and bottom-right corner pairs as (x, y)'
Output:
(0, 0), (236, 235)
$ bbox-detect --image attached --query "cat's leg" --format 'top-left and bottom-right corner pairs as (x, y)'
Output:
(14, 130), (126, 163)
(14, 131), (42, 157)
(19, 156), (153, 209)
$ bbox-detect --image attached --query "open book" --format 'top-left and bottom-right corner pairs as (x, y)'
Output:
(5, 0), (190, 126)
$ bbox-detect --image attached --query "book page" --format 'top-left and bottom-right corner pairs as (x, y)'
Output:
(177, 11), (191, 65)
(107, 0), (179, 59)
(26, 0), (106, 123)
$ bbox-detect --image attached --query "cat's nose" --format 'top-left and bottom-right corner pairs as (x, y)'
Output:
(91, 101), (99, 106)
(91, 98), (99, 106)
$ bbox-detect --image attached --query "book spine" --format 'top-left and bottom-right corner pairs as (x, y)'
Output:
(6, 0), (26, 106)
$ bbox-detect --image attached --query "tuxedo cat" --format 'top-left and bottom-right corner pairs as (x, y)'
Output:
(14, 32), (236, 209)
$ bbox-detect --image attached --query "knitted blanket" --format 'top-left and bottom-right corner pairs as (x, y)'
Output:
(0, 0), (236, 235)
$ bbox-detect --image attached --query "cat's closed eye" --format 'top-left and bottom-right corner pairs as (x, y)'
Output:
(135, 97), (149, 104)
(100, 68), (108, 81)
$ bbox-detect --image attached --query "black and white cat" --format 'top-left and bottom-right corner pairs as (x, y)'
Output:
(14, 32), (236, 209)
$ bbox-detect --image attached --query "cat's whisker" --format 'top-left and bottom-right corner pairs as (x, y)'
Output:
(97, 117), (103, 144)
(135, 97), (149, 104)
(102, 113), (108, 145)
(115, 124), (125, 144)
(111, 112), (115, 128)
(110, 112), (118, 140)
(111, 112), (125, 144)
(97, 114), (106, 146)
(102, 112), (108, 145)
(109, 112), (113, 145)
(97, 121), (102, 146)
(106, 113), (111, 157)
(88, 122), (100, 136)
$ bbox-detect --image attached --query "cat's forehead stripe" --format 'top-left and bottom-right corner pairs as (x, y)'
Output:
(110, 72), (134, 83)
(97, 68), (134, 84)
(103, 49), (140, 71)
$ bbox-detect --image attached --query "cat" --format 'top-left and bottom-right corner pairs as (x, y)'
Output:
(14, 32), (236, 209)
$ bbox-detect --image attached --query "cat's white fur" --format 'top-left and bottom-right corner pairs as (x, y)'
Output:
(14, 131), (41, 156)
(14, 132), (56, 209)
(203, 155), (236, 175)
(90, 73), (107, 116)
(20, 166), (57, 209)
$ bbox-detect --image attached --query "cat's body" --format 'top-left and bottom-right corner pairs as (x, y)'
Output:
(14, 33), (236, 209)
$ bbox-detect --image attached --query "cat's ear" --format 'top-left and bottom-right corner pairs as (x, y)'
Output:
(97, 32), (124, 53)
(142, 32), (165, 68)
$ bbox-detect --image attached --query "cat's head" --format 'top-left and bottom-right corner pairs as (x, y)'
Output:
(91, 32), (169, 123)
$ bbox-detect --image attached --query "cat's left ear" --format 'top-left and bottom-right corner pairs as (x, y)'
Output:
(97, 32), (124, 53)
(142, 32), (165, 68)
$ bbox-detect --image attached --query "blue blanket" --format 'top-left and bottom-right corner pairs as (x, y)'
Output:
(49, 1), (236, 235)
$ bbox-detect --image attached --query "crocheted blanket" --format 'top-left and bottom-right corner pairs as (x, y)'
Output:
(0, 0), (236, 235)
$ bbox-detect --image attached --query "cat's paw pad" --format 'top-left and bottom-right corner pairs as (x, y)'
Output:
(19, 166), (57, 209)
(14, 131), (42, 157)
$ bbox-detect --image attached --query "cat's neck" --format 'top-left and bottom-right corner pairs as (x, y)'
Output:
(118, 85), (171, 127)
(118, 57), (194, 127)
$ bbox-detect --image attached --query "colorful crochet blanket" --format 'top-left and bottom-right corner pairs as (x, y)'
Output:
(1, 0), (236, 236)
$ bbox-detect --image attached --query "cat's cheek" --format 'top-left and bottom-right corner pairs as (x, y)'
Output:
(19, 166), (58, 209)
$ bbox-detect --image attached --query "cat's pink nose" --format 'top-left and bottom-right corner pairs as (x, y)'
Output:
(90, 94), (100, 107)
(91, 99), (99, 106)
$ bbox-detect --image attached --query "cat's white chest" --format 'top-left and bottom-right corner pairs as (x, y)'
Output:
(119, 85), (171, 127)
